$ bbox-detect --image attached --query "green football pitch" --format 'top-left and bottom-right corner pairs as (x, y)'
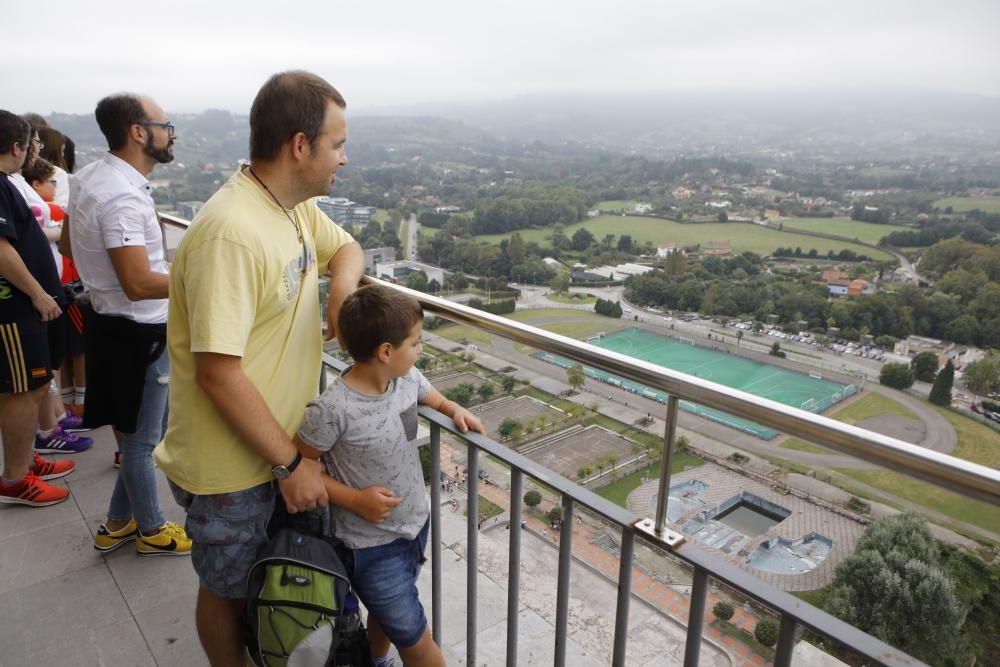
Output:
(535, 328), (856, 439)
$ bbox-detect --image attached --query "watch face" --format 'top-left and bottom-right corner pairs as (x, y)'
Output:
(273, 466), (290, 480)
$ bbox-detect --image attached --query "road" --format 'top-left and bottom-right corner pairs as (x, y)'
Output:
(404, 213), (419, 260)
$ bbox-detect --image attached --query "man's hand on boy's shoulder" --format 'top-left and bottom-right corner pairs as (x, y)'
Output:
(451, 407), (485, 435)
(350, 486), (402, 523)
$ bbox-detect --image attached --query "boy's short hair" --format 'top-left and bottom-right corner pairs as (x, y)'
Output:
(338, 284), (423, 362)
(22, 157), (55, 184)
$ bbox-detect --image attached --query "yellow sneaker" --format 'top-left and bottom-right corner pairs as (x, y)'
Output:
(137, 521), (192, 557)
(94, 518), (138, 552)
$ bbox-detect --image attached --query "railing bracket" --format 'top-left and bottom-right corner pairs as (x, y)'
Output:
(634, 518), (685, 548)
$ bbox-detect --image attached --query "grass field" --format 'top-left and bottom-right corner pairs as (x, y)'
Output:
(435, 323), (493, 345)
(773, 217), (911, 245)
(933, 196), (1000, 214)
(546, 292), (597, 305)
(472, 216), (894, 261)
(372, 209), (390, 225)
(935, 406), (1000, 469)
(836, 467), (1000, 535)
(595, 456), (704, 508)
(780, 392), (917, 454)
(595, 199), (645, 212)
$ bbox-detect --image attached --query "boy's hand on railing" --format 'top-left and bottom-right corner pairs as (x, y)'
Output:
(451, 407), (485, 434)
(351, 486), (402, 523)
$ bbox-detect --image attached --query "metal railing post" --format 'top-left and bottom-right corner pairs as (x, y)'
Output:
(553, 496), (575, 667)
(774, 614), (798, 667)
(611, 527), (635, 667)
(429, 423), (442, 645)
(682, 566), (709, 667)
(654, 396), (680, 534)
(467, 446), (479, 667)
(506, 470), (523, 667)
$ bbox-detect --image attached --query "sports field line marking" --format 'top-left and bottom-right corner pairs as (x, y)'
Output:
(739, 369), (786, 392)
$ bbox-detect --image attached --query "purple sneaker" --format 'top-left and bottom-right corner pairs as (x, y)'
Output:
(34, 427), (94, 454)
(58, 411), (87, 432)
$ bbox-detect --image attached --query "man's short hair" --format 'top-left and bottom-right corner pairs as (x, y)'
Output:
(338, 284), (423, 362)
(249, 71), (346, 161)
(95, 94), (146, 151)
(0, 110), (30, 154)
(22, 157), (55, 184)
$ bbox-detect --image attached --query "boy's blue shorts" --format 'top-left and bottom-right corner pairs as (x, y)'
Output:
(346, 520), (430, 649)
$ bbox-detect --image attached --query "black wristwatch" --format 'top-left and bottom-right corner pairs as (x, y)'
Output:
(272, 452), (303, 480)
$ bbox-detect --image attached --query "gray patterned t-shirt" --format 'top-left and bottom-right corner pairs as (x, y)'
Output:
(297, 366), (431, 548)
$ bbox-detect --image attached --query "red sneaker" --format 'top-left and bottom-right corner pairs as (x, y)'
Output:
(0, 474), (71, 507)
(30, 453), (76, 481)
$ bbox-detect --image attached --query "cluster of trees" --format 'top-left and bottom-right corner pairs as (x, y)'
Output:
(826, 513), (1000, 665)
(594, 298), (623, 318)
(472, 185), (589, 234)
(442, 382), (497, 407)
(773, 246), (872, 262)
(882, 219), (996, 247)
(349, 217), (403, 253)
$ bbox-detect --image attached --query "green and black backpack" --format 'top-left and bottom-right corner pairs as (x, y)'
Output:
(246, 502), (371, 667)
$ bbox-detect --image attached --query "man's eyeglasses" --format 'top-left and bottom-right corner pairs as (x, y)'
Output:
(137, 121), (176, 137)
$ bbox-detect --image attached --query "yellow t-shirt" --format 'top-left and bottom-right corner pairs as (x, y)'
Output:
(154, 168), (354, 494)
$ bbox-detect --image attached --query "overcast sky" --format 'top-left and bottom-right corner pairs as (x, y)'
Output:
(8, 0), (999, 116)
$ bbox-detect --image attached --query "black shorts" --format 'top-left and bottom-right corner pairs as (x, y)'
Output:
(0, 317), (53, 394)
(48, 315), (66, 371)
(64, 303), (88, 358)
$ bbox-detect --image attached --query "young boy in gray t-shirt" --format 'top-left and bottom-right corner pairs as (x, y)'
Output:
(296, 284), (483, 667)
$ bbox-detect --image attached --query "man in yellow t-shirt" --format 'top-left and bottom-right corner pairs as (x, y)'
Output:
(154, 71), (364, 666)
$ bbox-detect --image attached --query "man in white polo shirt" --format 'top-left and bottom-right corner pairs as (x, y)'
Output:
(69, 93), (191, 557)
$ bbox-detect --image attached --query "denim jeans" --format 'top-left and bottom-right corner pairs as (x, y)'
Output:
(107, 347), (169, 533)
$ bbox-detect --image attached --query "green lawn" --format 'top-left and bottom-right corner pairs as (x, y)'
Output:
(836, 467), (1000, 535)
(935, 406), (1000, 469)
(773, 217), (911, 245)
(595, 456), (705, 508)
(373, 208), (390, 224)
(780, 392), (917, 454)
(595, 199), (645, 212)
(546, 292), (597, 305)
(472, 216), (894, 261)
(933, 196), (1000, 214)
(506, 309), (629, 352)
(791, 586), (831, 610)
(434, 323), (493, 345)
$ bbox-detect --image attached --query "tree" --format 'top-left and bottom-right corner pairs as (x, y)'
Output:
(523, 490), (542, 509)
(477, 383), (495, 401)
(507, 231), (526, 266)
(546, 507), (562, 527)
(567, 363), (586, 392)
(910, 351), (939, 383)
(571, 228), (595, 251)
(501, 375), (516, 393)
(826, 513), (967, 664)
(879, 362), (915, 390)
(736, 330), (744, 347)
(444, 382), (475, 406)
(754, 620), (778, 648)
(929, 359), (955, 406)
(550, 271), (571, 294)
(617, 234), (633, 253)
(577, 466), (592, 481)
(717, 210), (728, 223)
(498, 418), (522, 439)
(713, 601), (735, 622)
(963, 357), (1000, 397)
(769, 342), (786, 358)
(405, 270), (429, 292)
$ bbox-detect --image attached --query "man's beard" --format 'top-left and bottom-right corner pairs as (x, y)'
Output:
(143, 137), (174, 164)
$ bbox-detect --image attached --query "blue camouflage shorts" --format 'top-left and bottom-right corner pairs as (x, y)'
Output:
(169, 481), (275, 599)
